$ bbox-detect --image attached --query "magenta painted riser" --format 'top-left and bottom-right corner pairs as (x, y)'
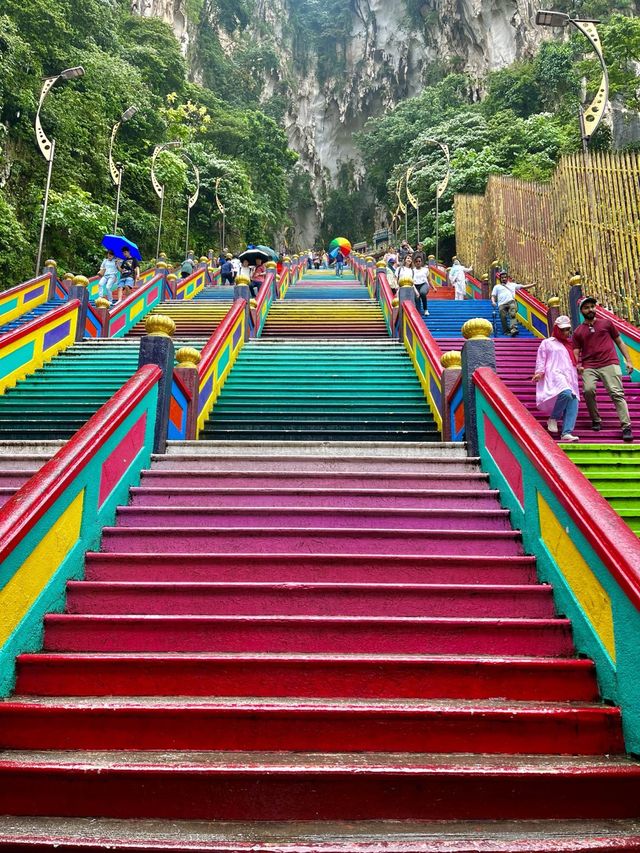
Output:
(140, 470), (492, 489)
(83, 553), (539, 584)
(0, 701), (623, 754)
(15, 654), (600, 701)
(99, 528), (524, 556)
(42, 614), (574, 655)
(150, 456), (480, 474)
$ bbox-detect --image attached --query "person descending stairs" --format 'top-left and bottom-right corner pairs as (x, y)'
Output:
(1, 267), (640, 849)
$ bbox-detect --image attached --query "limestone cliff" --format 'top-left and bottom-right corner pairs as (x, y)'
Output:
(134, 0), (546, 242)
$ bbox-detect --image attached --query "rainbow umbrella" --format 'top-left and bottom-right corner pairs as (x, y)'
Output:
(328, 237), (352, 257)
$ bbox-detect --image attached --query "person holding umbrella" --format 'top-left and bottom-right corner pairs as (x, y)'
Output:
(97, 250), (119, 304)
(238, 245), (276, 297)
(100, 234), (142, 305)
(117, 246), (139, 303)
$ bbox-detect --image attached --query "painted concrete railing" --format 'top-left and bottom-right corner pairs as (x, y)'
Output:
(596, 306), (640, 383)
(253, 269), (276, 338)
(0, 274), (55, 327)
(169, 300), (248, 441)
(515, 289), (549, 339)
(401, 300), (444, 433)
(0, 300), (79, 395)
(428, 262), (448, 290)
(474, 365), (640, 752)
(174, 267), (206, 301)
(465, 272), (485, 300)
(0, 364), (160, 694)
(86, 275), (163, 339)
(378, 270), (397, 337)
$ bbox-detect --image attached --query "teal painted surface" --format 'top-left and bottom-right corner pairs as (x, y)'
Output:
(475, 384), (640, 753)
(0, 298), (19, 317)
(110, 284), (163, 339)
(216, 341), (231, 381)
(0, 387), (158, 695)
(0, 341), (35, 382)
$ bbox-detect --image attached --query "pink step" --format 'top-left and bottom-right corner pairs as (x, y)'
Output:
(99, 527), (524, 556)
(0, 698), (623, 755)
(114, 507), (513, 531)
(14, 653), (599, 701)
(64, 581), (556, 618)
(129, 487), (500, 510)
(84, 553), (538, 584)
(43, 614), (574, 655)
(0, 752), (639, 821)
(151, 455), (480, 475)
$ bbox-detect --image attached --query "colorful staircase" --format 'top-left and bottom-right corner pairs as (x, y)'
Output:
(423, 298), (536, 339)
(2, 440), (640, 847)
(0, 297), (64, 336)
(126, 287), (233, 340)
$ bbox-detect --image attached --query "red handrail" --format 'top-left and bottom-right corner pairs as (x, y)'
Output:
(0, 364), (161, 562)
(474, 366), (640, 609)
(0, 274), (51, 302)
(403, 301), (444, 379)
(107, 275), (161, 322)
(198, 299), (246, 379)
(0, 300), (79, 347)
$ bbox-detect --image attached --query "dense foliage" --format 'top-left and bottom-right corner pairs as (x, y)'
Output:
(354, 12), (640, 260)
(0, 0), (296, 284)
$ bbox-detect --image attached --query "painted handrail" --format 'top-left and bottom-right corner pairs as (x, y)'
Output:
(378, 270), (396, 337)
(595, 306), (640, 381)
(0, 274), (54, 327)
(401, 300), (444, 432)
(515, 288), (549, 338)
(465, 272), (485, 300)
(253, 269), (276, 337)
(473, 365), (640, 750)
(0, 364), (161, 694)
(428, 262), (448, 290)
(195, 298), (248, 435)
(87, 274), (164, 339)
(175, 267), (206, 301)
(0, 300), (79, 394)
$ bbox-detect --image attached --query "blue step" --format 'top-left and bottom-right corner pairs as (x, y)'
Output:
(0, 299), (65, 337)
(422, 300), (536, 339)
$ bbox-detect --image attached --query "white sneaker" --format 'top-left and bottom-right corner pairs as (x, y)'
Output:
(424, 310), (430, 316)
(561, 433), (580, 442)
(547, 418), (558, 434)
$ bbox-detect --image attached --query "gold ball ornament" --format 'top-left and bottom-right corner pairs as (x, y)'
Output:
(547, 296), (561, 308)
(72, 275), (89, 288)
(236, 272), (251, 286)
(44, 259), (57, 268)
(440, 350), (462, 369)
(461, 318), (493, 340)
(95, 297), (111, 310)
(265, 261), (277, 270)
(145, 314), (176, 338)
(176, 346), (201, 369)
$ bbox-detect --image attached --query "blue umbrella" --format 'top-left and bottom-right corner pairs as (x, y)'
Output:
(101, 234), (142, 261)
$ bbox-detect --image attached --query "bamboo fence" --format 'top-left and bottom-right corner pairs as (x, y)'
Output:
(454, 151), (640, 323)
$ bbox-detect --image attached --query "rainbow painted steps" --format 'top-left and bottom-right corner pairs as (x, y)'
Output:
(1, 441), (637, 841)
(126, 290), (233, 340)
(201, 340), (438, 441)
(263, 302), (387, 337)
(0, 297), (64, 337)
(563, 444), (640, 535)
(423, 298), (536, 339)
(0, 440), (64, 508)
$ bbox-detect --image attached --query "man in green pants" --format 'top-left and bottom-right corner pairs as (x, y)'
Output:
(573, 296), (634, 442)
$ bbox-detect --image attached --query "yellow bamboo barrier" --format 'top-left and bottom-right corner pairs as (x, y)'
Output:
(455, 151), (640, 323)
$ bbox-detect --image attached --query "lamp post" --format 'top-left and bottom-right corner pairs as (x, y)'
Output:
(108, 105), (138, 234)
(34, 66), (85, 276)
(215, 177), (226, 251)
(179, 152), (200, 258)
(536, 11), (608, 284)
(421, 139), (451, 262)
(395, 176), (408, 241)
(151, 141), (182, 260)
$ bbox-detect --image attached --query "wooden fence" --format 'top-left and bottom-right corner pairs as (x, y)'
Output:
(455, 151), (640, 323)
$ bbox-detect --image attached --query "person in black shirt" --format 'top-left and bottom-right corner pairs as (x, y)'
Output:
(117, 247), (140, 302)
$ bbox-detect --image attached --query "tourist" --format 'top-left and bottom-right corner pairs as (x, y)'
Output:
(250, 258), (266, 297)
(218, 248), (229, 267)
(398, 240), (413, 263)
(397, 253), (414, 283)
(220, 253), (235, 286)
(491, 269), (536, 336)
(116, 247), (139, 302)
(97, 249), (119, 303)
(230, 254), (242, 278)
(412, 242), (427, 265)
(449, 256), (472, 301)
(573, 296), (634, 442)
(412, 255), (430, 316)
(180, 256), (194, 277)
(385, 247), (398, 273)
(532, 315), (580, 442)
(334, 250), (345, 277)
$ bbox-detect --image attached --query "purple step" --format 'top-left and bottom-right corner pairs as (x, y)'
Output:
(114, 507), (513, 531)
(151, 455), (479, 474)
(65, 581), (556, 618)
(84, 553), (539, 584)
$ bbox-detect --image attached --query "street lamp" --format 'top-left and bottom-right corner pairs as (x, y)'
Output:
(150, 141), (182, 259)
(418, 139), (450, 261)
(535, 11), (608, 150)
(108, 105), (138, 234)
(179, 152), (200, 258)
(215, 177), (226, 251)
(34, 65), (85, 275)
(395, 176), (408, 241)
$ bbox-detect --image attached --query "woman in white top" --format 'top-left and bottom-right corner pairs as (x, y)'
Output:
(412, 255), (430, 316)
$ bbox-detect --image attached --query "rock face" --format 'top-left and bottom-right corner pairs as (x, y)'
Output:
(135, 0), (544, 242)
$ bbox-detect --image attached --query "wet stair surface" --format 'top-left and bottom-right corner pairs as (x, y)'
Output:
(2, 440), (640, 847)
(126, 286), (233, 340)
(0, 297), (64, 336)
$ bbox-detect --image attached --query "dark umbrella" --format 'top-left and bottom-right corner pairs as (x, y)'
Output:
(239, 244), (278, 265)
(101, 234), (142, 261)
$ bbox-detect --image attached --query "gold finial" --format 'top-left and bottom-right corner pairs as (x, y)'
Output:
(569, 274), (582, 286)
(145, 314), (176, 338)
(292, 254), (299, 260)
(491, 259), (500, 268)
(249, 298), (257, 309)
(547, 296), (561, 308)
(199, 256), (208, 263)
(44, 258), (57, 268)
(376, 260), (386, 268)
(283, 256), (291, 263)
(391, 297), (399, 308)
(462, 318), (493, 340)
(441, 350), (462, 369)
(428, 254), (435, 260)
(159, 252), (168, 259)
(72, 275), (90, 288)
(265, 261), (277, 269)
(95, 297), (111, 309)
(397, 271), (414, 287)
(176, 346), (201, 369)
(236, 272), (251, 286)
(365, 256), (374, 263)
(482, 273), (489, 282)
(166, 273), (178, 284)
(62, 272), (75, 282)
(156, 261), (169, 270)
